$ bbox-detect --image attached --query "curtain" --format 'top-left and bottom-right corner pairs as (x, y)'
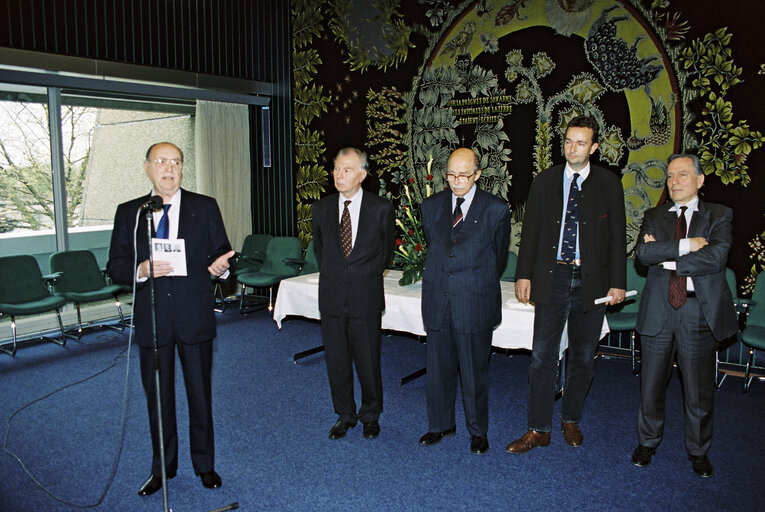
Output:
(195, 100), (252, 251)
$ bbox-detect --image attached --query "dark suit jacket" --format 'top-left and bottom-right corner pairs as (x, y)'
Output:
(635, 200), (737, 341)
(516, 164), (626, 310)
(107, 189), (233, 348)
(421, 188), (511, 334)
(312, 190), (395, 317)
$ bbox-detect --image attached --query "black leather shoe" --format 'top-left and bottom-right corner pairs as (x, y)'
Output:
(198, 470), (222, 489)
(470, 435), (489, 455)
(362, 421), (380, 439)
(328, 419), (357, 440)
(631, 445), (656, 467)
(418, 426), (457, 446)
(138, 474), (172, 496)
(689, 455), (713, 478)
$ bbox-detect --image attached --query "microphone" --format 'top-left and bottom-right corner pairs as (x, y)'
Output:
(141, 195), (163, 210)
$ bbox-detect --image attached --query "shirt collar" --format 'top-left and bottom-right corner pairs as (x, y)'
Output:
(564, 162), (590, 182)
(453, 183), (477, 210)
(671, 195), (699, 213)
(338, 188), (363, 206)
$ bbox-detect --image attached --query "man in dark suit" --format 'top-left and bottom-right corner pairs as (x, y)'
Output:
(417, 147), (511, 455)
(312, 147), (395, 441)
(507, 116), (626, 454)
(631, 154), (737, 477)
(107, 142), (234, 496)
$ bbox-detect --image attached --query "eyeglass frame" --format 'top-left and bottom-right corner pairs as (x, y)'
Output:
(445, 171), (477, 182)
(148, 157), (183, 168)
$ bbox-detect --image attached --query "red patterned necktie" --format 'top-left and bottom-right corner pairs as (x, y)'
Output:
(340, 200), (352, 259)
(668, 206), (688, 309)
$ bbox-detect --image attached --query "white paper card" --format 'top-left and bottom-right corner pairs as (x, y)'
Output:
(151, 238), (188, 276)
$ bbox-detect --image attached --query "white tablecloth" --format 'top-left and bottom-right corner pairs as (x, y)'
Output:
(273, 269), (608, 351)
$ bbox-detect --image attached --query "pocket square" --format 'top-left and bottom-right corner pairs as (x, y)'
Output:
(599, 213), (608, 219)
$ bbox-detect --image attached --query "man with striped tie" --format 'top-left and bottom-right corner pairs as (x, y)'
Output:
(418, 147), (511, 454)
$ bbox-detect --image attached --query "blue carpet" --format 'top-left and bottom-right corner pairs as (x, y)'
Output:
(1, 308), (764, 511)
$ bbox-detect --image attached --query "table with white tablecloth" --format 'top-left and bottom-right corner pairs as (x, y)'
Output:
(273, 269), (607, 350)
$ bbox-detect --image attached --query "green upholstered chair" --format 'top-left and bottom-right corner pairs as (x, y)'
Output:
(234, 234), (274, 277)
(500, 251), (518, 282)
(49, 250), (130, 339)
(211, 234), (274, 312)
(0, 255), (67, 356)
(237, 236), (302, 314)
(715, 268), (742, 388)
(741, 271), (765, 392)
(605, 257), (646, 374)
(298, 240), (320, 275)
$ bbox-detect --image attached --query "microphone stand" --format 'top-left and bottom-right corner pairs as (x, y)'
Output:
(145, 207), (171, 512)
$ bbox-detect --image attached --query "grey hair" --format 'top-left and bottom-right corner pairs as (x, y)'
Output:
(667, 154), (702, 176)
(335, 147), (369, 171)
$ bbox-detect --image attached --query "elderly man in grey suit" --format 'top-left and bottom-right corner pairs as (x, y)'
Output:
(312, 148), (395, 441)
(631, 154), (737, 478)
(417, 147), (511, 455)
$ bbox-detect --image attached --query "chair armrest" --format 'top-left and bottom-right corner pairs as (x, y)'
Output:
(284, 257), (305, 270)
(42, 272), (63, 289)
(42, 272), (63, 284)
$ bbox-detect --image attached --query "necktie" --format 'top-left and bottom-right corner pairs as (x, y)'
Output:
(156, 204), (171, 239)
(452, 197), (465, 243)
(668, 206), (688, 309)
(560, 173), (580, 263)
(340, 200), (352, 259)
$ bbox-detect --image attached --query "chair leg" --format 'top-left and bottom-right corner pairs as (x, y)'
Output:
(744, 347), (754, 393)
(213, 281), (227, 313)
(51, 310), (67, 346)
(103, 297), (129, 333)
(0, 316), (19, 356)
(67, 304), (85, 340)
(631, 330), (641, 375)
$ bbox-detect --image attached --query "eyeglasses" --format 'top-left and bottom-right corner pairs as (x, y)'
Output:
(149, 158), (183, 168)
(445, 172), (476, 182)
(332, 168), (359, 176)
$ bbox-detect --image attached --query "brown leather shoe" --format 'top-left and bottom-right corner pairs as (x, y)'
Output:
(561, 421), (583, 447)
(506, 430), (551, 454)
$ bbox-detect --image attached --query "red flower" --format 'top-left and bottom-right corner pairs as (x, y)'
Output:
(408, 177), (415, 183)
(426, 174), (433, 181)
(408, 229), (414, 235)
(415, 243), (423, 252)
(396, 238), (403, 246)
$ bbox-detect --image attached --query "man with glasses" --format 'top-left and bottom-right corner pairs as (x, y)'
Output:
(418, 147), (511, 454)
(506, 116), (626, 454)
(312, 147), (395, 441)
(107, 142), (235, 496)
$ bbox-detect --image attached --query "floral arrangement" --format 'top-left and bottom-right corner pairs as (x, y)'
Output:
(393, 156), (434, 286)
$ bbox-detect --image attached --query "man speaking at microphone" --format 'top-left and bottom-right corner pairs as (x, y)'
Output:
(107, 142), (235, 496)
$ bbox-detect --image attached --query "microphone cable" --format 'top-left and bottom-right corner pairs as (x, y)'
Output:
(2, 207), (144, 508)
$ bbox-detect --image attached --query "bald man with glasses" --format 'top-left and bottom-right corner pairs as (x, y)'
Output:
(418, 147), (511, 455)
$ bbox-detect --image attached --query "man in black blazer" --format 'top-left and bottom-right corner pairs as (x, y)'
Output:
(418, 147), (511, 455)
(312, 148), (395, 441)
(507, 116), (626, 454)
(107, 142), (234, 496)
(631, 154), (737, 478)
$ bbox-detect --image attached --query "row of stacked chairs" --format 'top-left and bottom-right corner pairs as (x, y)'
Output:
(0, 251), (129, 356)
(211, 235), (318, 315)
